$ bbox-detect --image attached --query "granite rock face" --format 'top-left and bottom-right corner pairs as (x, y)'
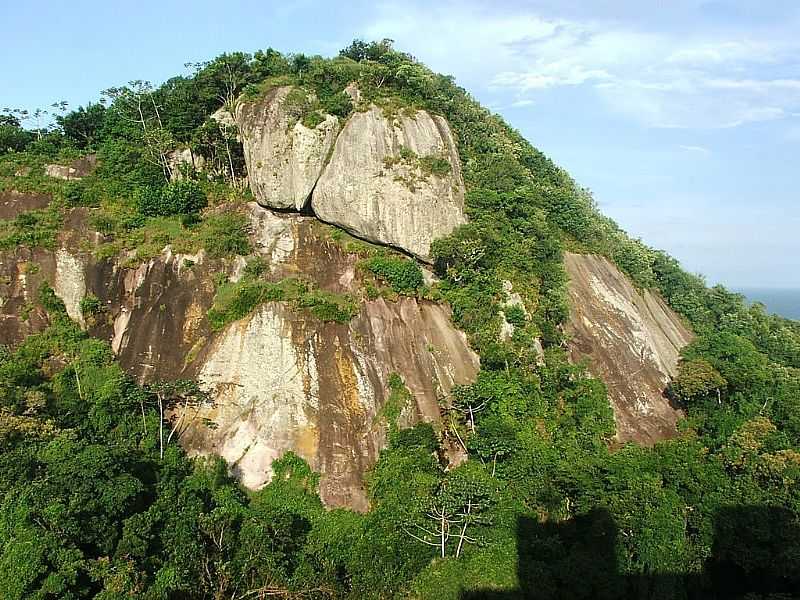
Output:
(236, 86), (467, 260)
(236, 86), (340, 210)
(564, 252), (694, 444)
(186, 295), (478, 510)
(312, 106), (466, 261)
(0, 200), (479, 510)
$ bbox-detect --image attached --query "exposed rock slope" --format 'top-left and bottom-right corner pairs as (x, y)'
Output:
(0, 199), (478, 510)
(236, 86), (340, 210)
(312, 106), (467, 261)
(186, 295), (477, 510)
(564, 252), (693, 444)
(44, 154), (97, 180)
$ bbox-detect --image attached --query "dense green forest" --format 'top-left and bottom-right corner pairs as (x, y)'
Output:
(1, 40), (799, 599)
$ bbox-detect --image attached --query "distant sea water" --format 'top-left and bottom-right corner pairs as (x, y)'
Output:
(735, 288), (800, 321)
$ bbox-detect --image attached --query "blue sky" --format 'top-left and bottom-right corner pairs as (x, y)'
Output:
(2, 0), (798, 288)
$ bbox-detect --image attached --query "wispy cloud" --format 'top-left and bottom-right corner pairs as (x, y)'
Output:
(679, 145), (711, 155)
(363, 1), (800, 130)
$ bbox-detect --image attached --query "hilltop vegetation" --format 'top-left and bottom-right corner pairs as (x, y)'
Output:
(0, 39), (798, 599)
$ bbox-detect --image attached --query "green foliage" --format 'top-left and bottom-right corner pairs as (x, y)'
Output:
(670, 358), (727, 404)
(193, 211), (251, 258)
(379, 373), (412, 430)
(503, 304), (527, 327)
(137, 180), (207, 217)
(363, 254), (424, 295)
(0, 204), (62, 250)
(301, 111), (325, 129)
(79, 294), (102, 318)
(419, 154), (452, 177)
(1, 39), (799, 600)
(208, 276), (358, 330)
(56, 103), (106, 150)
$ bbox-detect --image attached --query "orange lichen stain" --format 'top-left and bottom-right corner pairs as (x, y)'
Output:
(294, 424), (320, 464)
(182, 300), (204, 344)
(334, 337), (365, 418)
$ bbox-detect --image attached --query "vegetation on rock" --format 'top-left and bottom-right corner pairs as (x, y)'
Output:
(0, 38), (798, 599)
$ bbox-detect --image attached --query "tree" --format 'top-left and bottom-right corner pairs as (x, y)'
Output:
(404, 463), (493, 558)
(137, 180), (207, 217)
(57, 103), (106, 149)
(103, 81), (176, 181)
(670, 358), (727, 405)
(145, 379), (210, 459)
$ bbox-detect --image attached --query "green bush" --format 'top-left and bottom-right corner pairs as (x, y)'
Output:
(208, 278), (358, 330)
(419, 155), (451, 177)
(0, 206), (63, 250)
(320, 91), (353, 118)
(503, 304), (526, 327)
(196, 212), (251, 258)
(137, 180), (207, 217)
(295, 288), (359, 323)
(207, 279), (287, 330)
(301, 112), (325, 129)
(79, 294), (102, 317)
(364, 255), (423, 295)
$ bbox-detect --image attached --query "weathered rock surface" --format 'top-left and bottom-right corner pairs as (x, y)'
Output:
(312, 106), (466, 261)
(564, 252), (694, 444)
(236, 86), (340, 210)
(45, 154), (97, 180)
(167, 147), (206, 180)
(185, 295), (477, 510)
(0, 190), (50, 219)
(0, 201), (478, 510)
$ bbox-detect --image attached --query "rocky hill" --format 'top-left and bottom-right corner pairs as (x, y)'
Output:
(1, 40), (798, 599)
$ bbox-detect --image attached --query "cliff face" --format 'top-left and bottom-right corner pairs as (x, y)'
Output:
(0, 198), (478, 510)
(0, 92), (699, 508)
(312, 106), (466, 262)
(236, 86), (340, 210)
(564, 252), (694, 444)
(236, 89), (466, 261)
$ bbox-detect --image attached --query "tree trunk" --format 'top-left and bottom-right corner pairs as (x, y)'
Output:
(158, 394), (164, 459)
(440, 512), (447, 558)
(456, 500), (472, 558)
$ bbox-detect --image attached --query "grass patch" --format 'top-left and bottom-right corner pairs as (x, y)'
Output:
(92, 203), (252, 266)
(0, 203), (63, 250)
(377, 372), (412, 430)
(207, 275), (358, 331)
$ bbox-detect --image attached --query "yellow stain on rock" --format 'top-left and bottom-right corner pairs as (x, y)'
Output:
(333, 336), (365, 418)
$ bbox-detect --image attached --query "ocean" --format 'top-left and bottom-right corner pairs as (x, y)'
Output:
(735, 288), (800, 321)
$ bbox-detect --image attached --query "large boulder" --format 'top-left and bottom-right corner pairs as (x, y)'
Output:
(312, 106), (467, 261)
(564, 252), (694, 444)
(236, 86), (340, 210)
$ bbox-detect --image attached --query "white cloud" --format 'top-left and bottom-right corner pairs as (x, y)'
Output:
(362, 1), (800, 130)
(510, 99), (535, 107)
(679, 145), (711, 155)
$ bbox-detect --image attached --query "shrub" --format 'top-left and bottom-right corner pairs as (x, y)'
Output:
(503, 304), (526, 327)
(301, 112), (325, 129)
(364, 255), (423, 295)
(419, 155), (451, 177)
(137, 180), (207, 217)
(320, 91), (353, 118)
(196, 213), (251, 258)
(79, 294), (102, 317)
(295, 288), (359, 323)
